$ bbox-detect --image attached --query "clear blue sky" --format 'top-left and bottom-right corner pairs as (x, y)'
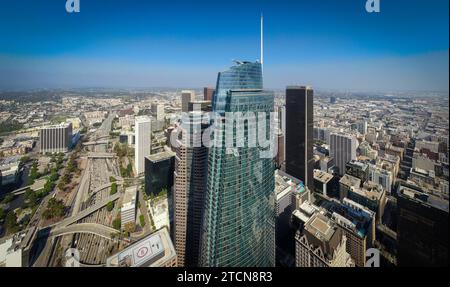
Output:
(0, 0), (448, 91)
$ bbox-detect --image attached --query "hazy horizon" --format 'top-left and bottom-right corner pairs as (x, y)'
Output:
(0, 0), (448, 92)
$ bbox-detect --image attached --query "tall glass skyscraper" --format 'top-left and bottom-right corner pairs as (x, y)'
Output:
(199, 61), (276, 267)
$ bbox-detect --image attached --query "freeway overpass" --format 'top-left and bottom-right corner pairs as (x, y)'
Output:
(56, 192), (121, 228)
(50, 223), (119, 240)
(87, 152), (116, 159)
(83, 140), (109, 146)
(91, 181), (124, 195)
(9, 185), (31, 196)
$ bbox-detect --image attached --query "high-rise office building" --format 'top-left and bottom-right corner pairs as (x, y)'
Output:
(313, 169), (339, 198)
(345, 160), (369, 183)
(330, 133), (358, 176)
(173, 111), (210, 267)
(275, 170), (308, 266)
(151, 103), (165, 121)
(203, 87), (215, 102)
(322, 198), (376, 267)
(285, 86), (314, 191)
(275, 133), (285, 169)
(368, 163), (393, 194)
(134, 116), (151, 175)
(39, 122), (73, 154)
(356, 120), (368, 135)
(277, 106), (286, 135)
(188, 101), (212, 112)
(343, 181), (386, 224)
(200, 61), (276, 267)
(339, 174), (362, 200)
(397, 184), (449, 267)
(144, 150), (175, 196)
(182, 90), (196, 113)
(275, 105), (286, 170)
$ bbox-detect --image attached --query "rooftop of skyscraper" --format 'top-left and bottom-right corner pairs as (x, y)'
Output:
(146, 150), (175, 163)
(340, 174), (361, 188)
(300, 213), (343, 261)
(321, 198), (374, 238)
(349, 184), (384, 202)
(106, 228), (176, 267)
(399, 184), (449, 212)
(275, 170), (306, 197)
(41, 122), (72, 129)
(314, 169), (334, 184)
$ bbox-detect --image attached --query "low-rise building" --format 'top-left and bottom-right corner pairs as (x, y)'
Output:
(0, 156), (20, 186)
(121, 186), (137, 230)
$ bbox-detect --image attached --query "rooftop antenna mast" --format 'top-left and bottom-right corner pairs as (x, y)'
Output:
(260, 13), (264, 73)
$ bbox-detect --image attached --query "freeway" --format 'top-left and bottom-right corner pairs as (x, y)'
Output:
(70, 159), (91, 216)
(94, 112), (116, 139)
(30, 113), (124, 266)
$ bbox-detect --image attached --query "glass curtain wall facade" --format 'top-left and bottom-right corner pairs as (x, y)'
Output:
(200, 61), (276, 267)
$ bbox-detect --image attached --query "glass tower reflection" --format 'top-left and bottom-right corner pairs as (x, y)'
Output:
(200, 61), (276, 267)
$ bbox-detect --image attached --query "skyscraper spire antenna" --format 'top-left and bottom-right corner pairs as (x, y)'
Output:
(260, 13), (264, 72)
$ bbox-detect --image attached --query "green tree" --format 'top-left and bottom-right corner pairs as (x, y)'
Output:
(19, 155), (31, 166)
(28, 161), (39, 185)
(5, 211), (17, 230)
(106, 201), (114, 212)
(158, 188), (168, 198)
(0, 120), (24, 134)
(126, 163), (133, 177)
(25, 189), (38, 208)
(110, 182), (118, 195)
(139, 214), (146, 228)
(149, 214), (156, 231)
(112, 218), (121, 230)
(61, 173), (71, 185)
(49, 168), (59, 182)
(1, 194), (14, 204)
(124, 222), (135, 233)
(43, 198), (65, 219)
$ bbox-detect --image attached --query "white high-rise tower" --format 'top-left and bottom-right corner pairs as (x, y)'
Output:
(135, 116), (151, 175)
